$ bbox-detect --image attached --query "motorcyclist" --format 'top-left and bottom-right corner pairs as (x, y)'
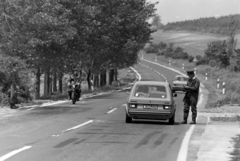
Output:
(67, 70), (81, 101)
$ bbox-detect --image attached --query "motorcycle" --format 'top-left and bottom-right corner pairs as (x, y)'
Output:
(69, 82), (81, 104)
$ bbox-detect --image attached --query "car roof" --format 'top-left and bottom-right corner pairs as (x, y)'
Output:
(175, 75), (188, 78)
(134, 81), (169, 86)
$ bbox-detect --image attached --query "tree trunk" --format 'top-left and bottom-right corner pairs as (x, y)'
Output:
(106, 70), (109, 86)
(94, 74), (99, 87)
(87, 70), (91, 90)
(49, 75), (52, 95)
(109, 69), (114, 85)
(35, 67), (41, 99)
(53, 70), (57, 92)
(9, 83), (16, 109)
(58, 72), (63, 93)
(114, 68), (118, 81)
(44, 70), (50, 96)
(98, 74), (101, 87)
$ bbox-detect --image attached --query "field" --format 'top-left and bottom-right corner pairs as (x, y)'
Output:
(151, 30), (240, 57)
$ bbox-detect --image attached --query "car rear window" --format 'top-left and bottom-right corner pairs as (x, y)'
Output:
(133, 85), (167, 99)
(175, 76), (188, 81)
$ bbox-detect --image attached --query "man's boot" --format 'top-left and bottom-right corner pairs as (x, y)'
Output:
(181, 120), (187, 124)
(189, 118), (196, 124)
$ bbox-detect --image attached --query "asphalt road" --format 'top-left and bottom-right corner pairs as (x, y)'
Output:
(0, 60), (193, 161)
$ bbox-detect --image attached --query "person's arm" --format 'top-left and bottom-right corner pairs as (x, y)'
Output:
(185, 79), (200, 91)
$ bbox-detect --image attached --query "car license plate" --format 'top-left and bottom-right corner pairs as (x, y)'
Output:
(143, 105), (158, 109)
(177, 84), (183, 87)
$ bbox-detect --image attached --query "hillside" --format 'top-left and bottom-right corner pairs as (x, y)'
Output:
(151, 30), (240, 57)
(162, 14), (240, 35)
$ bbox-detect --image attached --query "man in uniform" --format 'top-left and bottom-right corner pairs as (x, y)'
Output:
(181, 67), (200, 124)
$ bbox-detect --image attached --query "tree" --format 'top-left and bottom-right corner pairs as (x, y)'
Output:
(226, 16), (238, 72)
(151, 14), (162, 30)
(204, 40), (229, 68)
(0, 0), (77, 97)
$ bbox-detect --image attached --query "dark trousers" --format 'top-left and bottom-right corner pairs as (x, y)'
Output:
(183, 96), (198, 122)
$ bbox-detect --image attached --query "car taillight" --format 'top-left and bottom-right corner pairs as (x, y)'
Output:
(129, 104), (137, 108)
(163, 105), (171, 109)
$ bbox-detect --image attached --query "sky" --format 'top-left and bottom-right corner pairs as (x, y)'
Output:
(147, 0), (240, 24)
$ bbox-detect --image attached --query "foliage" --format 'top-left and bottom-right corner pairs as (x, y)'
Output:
(151, 14), (163, 30)
(195, 56), (209, 66)
(144, 41), (189, 59)
(188, 55), (194, 62)
(204, 40), (230, 68)
(0, 0), (158, 101)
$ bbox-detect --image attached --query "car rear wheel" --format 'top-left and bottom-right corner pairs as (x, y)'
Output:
(125, 113), (132, 123)
(169, 111), (175, 125)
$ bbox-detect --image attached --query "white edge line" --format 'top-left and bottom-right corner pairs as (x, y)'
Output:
(177, 125), (195, 161)
(130, 67), (141, 81)
(62, 120), (93, 133)
(107, 108), (117, 114)
(0, 146), (32, 161)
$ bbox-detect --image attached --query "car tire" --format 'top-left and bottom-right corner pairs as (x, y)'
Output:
(125, 113), (132, 123)
(169, 111), (175, 125)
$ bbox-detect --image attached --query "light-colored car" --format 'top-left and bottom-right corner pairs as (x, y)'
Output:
(125, 81), (177, 125)
(172, 75), (189, 92)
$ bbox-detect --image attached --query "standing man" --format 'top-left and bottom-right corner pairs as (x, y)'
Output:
(181, 67), (200, 124)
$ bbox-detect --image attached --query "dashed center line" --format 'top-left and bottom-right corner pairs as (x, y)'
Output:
(107, 108), (117, 114)
(62, 120), (93, 133)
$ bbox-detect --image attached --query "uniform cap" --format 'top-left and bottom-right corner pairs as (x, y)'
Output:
(185, 66), (195, 73)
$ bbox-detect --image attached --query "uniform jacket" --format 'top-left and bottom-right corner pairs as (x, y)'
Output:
(183, 77), (200, 102)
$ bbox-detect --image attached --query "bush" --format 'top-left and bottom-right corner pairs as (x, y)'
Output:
(144, 44), (159, 53)
(0, 92), (9, 106)
(188, 55), (194, 62)
(195, 56), (209, 66)
(196, 55), (202, 61)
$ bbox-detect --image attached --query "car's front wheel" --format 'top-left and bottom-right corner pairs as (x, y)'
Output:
(169, 111), (175, 125)
(125, 113), (132, 123)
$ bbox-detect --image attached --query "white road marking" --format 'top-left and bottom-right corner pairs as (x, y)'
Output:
(177, 125), (195, 161)
(130, 67), (142, 81)
(40, 101), (68, 107)
(62, 120), (93, 133)
(122, 104), (126, 107)
(0, 146), (32, 161)
(3, 114), (14, 117)
(107, 108), (117, 114)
